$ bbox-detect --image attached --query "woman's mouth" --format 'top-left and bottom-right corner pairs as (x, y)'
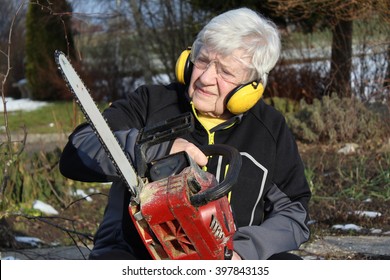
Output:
(196, 86), (215, 97)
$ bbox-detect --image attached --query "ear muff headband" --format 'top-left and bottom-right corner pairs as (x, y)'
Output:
(175, 48), (192, 85)
(175, 48), (264, 114)
(226, 82), (264, 115)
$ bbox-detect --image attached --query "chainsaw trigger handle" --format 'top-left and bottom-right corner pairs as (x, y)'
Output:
(190, 144), (242, 207)
(149, 152), (190, 182)
(135, 113), (194, 177)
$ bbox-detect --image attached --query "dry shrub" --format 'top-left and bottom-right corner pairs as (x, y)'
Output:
(286, 94), (389, 144)
(266, 61), (328, 103)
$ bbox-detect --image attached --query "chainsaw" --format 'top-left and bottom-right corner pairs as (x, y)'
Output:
(55, 51), (242, 260)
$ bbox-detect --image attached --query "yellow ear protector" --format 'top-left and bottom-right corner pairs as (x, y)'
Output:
(175, 48), (193, 85)
(225, 81), (264, 115)
(175, 48), (264, 115)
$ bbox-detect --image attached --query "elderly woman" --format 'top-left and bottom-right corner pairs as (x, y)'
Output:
(60, 7), (311, 260)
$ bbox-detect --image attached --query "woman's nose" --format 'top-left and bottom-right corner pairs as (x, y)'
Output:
(199, 61), (218, 83)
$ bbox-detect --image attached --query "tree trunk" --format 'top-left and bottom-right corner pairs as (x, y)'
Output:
(129, 0), (153, 85)
(330, 20), (353, 97)
(384, 44), (390, 88)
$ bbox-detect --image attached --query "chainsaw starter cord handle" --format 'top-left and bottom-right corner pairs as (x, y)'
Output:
(190, 144), (242, 207)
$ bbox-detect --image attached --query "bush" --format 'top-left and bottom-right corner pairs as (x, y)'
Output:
(264, 96), (299, 115)
(286, 94), (389, 144)
(0, 144), (87, 214)
(266, 62), (328, 103)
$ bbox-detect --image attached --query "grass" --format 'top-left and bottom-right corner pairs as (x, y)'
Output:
(302, 146), (390, 200)
(298, 142), (390, 243)
(2, 101), (108, 134)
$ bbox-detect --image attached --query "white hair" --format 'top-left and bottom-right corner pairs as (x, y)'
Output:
(191, 7), (281, 86)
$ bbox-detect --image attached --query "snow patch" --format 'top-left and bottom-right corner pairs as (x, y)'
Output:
(70, 189), (93, 202)
(351, 210), (382, 218)
(0, 98), (48, 112)
(337, 143), (359, 155)
(332, 224), (362, 232)
(15, 236), (44, 247)
(32, 200), (59, 215)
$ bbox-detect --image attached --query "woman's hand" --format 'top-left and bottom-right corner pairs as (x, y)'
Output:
(232, 251), (242, 260)
(170, 138), (208, 167)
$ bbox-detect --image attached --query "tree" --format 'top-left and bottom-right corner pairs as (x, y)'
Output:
(266, 0), (390, 98)
(69, 0), (208, 101)
(188, 0), (287, 26)
(25, 0), (76, 100)
(127, 0), (209, 83)
(0, 0), (28, 99)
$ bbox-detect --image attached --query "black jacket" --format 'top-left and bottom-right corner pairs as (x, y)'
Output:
(60, 82), (311, 259)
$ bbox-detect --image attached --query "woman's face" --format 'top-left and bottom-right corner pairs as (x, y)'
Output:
(188, 47), (250, 119)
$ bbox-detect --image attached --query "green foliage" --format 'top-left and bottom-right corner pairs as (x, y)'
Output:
(337, 154), (390, 201)
(305, 151), (390, 202)
(286, 94), (388, 144)
(264, 97), (299, 115)
(25, 0), (75, 101)
(2, 146), (58, 210)
(0, 145), (94, 215)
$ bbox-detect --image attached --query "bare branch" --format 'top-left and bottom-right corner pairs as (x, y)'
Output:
(267, 0), (389, 23)
(0, 0), (27, 200)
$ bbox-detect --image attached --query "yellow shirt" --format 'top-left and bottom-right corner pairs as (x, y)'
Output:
(197, 114), (225, 131)
(194, 109), (232, 202)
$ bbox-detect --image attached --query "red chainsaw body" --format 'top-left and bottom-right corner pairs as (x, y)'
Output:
(129, 165), (236, 260)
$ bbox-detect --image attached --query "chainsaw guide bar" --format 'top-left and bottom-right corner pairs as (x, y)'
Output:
(55, 50), (140, 198)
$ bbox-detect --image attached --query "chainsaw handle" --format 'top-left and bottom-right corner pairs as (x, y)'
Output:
(190, 144), (242, 207)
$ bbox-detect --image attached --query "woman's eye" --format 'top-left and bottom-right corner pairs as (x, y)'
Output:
(220, 68), (233, 77)
(198, 57), (209, 65)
